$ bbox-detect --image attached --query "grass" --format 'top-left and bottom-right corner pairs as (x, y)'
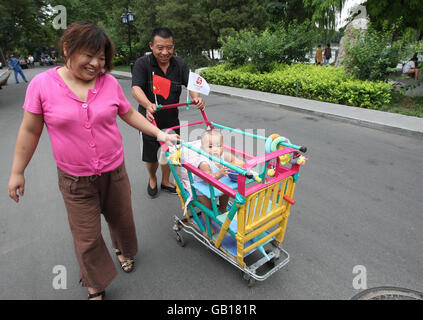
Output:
(113, 65), (132, 72)
(380, 92), (423, 118)
(382, 71), (423, 117)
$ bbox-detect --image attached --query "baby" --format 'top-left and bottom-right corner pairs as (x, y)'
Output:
(195, 130), (237, 232)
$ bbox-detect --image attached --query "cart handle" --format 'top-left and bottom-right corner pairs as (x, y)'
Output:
(153, 100), (213, 132)
(156, 100), (196, 111)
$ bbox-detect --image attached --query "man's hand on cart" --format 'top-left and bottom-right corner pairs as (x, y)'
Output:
(192, 97), (206, 111)
(145, 102), (157, 122)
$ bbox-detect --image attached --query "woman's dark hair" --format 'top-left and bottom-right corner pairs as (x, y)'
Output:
(150, 27), (174, 43)
(58, 22), (114, 72)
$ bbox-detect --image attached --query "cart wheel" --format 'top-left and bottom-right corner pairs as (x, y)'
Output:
(267, 255), (279, 268)
(241, 272), (256, 287)
(247, 277), (256, 287)
(175, 231), (185, 247)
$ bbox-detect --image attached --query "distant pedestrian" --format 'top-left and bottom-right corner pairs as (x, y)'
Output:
(315, 45), (323, 66)
(323, 43), (332, 65)
(412, 52), (419, 68)
(28, 54), (34, 68)
(403, 55), (419, 80)
(8, 55), (28, 83)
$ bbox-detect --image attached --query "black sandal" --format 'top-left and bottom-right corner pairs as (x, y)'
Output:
(88, 290), (105, 300)
(115, 250), (135, 273)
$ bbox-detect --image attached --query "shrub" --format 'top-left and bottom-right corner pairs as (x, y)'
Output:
(180, 54), (218, 71)
(200, 63), (392, 109)
(343, 26), (409, 81)
(113, 56), (126, 66)
(218, 21), (318, 73)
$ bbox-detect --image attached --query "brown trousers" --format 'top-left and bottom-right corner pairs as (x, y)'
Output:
(57, 162), (138, 291)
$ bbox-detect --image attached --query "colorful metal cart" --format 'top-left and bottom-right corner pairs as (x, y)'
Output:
(155, 101), (308, 286)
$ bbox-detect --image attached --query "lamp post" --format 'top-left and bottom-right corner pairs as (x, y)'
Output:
(121, 8), (134, 71)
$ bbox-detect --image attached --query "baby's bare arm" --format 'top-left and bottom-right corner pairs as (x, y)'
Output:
(199, 161), (228, 180)
(225, 152), (237, 163)
(198, 161), (212, 175)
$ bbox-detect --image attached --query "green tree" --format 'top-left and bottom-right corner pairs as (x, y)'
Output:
(203, 0), (269, 38)
(219, 20), (318, 72)
(0, 0), (54, 55)
(303, 0), (345, 30)
(263, 0), (345, 42)
(126, 0), (216, 67)
(130, 0), (159, 56)
(48, 0), (144, 62)
(343, 26), (408, 81)
(263, 0), (313, 27)
(48, 0), (114, 24)
(155, 0), (212, 56)
(364, 0), (423, 40)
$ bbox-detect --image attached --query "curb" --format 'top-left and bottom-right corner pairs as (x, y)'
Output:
(209, 84), (423, 138)
(111, 70), (423, 138)
(111, 70), (132, 80)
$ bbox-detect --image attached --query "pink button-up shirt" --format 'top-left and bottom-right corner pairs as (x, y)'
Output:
(23, 67), (131, 176)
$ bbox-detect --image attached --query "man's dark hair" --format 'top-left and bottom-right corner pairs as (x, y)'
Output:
(150, 28), (174, 43)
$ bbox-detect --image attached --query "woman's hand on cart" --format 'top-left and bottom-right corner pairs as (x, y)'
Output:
(157, 131), (181, 146)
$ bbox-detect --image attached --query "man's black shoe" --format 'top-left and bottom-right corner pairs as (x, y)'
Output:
(160, 184), (177, 194)
(147, 181), (158, 198)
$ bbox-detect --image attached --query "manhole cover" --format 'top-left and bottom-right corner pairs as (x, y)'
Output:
(351, 287), (423, 300)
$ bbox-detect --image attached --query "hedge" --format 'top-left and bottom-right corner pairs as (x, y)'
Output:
(200, 63), (393, 109)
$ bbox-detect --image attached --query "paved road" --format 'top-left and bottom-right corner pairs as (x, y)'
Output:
(1, 66), (422, 300)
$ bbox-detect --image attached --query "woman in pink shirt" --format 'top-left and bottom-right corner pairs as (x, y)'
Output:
(7, 22), (178, 300)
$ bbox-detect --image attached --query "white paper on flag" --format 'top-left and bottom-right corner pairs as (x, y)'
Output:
(187, 71), (210, 95)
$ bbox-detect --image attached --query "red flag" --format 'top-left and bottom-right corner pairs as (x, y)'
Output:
(152, 74), (171, 100)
